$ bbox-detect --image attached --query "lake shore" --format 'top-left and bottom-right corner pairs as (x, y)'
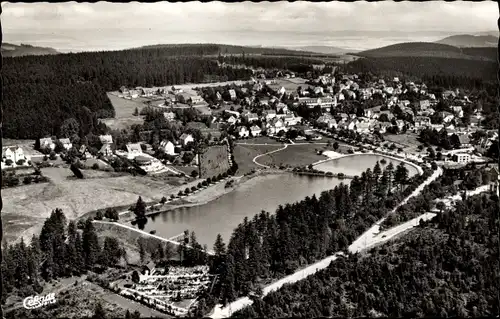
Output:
(119, 168), (288, 224)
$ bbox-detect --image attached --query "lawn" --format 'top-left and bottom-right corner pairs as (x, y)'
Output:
(383, 133), (422, 152)
(2, 167), (194, 244)
(233, 144), (283, 175)
(104, 92), (144, 130)
(258, 143), (327, 168)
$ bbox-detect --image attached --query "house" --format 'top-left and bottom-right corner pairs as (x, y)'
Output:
(442, 90), (457, 99)
(39, 137), (55, 150)
(283, 114), (301, 126)
(414, 116), (431, 129)
(126, 143), (143, 158)
(143, 261), (156, 276)
(171, 86), (183, 95)
(159, 140), (176, 155)
(224, 110), (240, 118)
(263, 110), (277, 120)
(458, 135), (471, 148)
(216, 92), (222, 100)
(339, 113), (349, 122)
(164, 111), (176, 121)
(179, 133), (194, 146)
(227, 116), (238, 125)
(79, 145), (92, 159)
(250, 125), (262, 137)
(276, 103), (289, 114)
(455, 153), (471, 164)
(419, 100), (430, 110)
(99, 144), (113, 157)
(375, 122), (392, 134)
(451, 106), (464, 118)
(267, 118), (286, 135)
(356, 122), (372, 134)
(228, 89), (237, 100)
(364, 106), (382, 118)
(99, 135), (113, 145)
(314, 86), (324, 95)
(59, 138), (72, 150)
(189, 95), (205, 105)
(399, 100), (411, 107)
(238, 126), (250, 138)
(2, 146), (29, 165)
(441, 112), (455, 123)
(260, 98), (270, 106)
(395, 120), (405, 131)
(243, 112), (259, 122)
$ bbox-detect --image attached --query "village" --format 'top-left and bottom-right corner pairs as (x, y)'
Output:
(2, 65), (498, 318)
(3, 66), (497, 178)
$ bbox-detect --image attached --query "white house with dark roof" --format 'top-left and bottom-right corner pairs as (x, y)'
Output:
(126, 143), (143, 158)
(228, 89), (237, 100)
(99, 135), (113, 145)
(250, 125), (262, 137)
(237, 126), (250, 138)
(264, 110), (277, 120)
(179, 133), (194, 146)
(2, 146), (30, 165)
(159, 140), (176, 155)
(164, 111), (176, 121)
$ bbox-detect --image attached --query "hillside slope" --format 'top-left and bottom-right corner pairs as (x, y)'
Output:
(2, 43), (59, 57)
(357, 42), (494, 61)
(436, 34), (498, 48)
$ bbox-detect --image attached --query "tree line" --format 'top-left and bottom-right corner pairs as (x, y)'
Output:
(2, 209), (126, 304)
(233, 192), (499, 318)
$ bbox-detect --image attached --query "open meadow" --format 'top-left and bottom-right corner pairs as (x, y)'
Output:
(233, 144), (283, 175)
(383, 132), (421, 152)
(257, 143), (326, 168)
(101, 92), (145, 130)
(2, 167), (196, 245)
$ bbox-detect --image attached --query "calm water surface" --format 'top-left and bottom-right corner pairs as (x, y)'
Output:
(141, 154), (417, 246)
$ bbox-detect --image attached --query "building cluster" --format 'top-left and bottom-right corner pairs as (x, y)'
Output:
(114, 264), (214, 317)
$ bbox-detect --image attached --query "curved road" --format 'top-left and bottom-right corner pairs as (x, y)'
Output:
(252, 144), (288, 168)
(210, 166), (443, 318)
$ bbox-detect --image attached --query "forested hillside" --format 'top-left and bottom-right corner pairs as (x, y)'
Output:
(3, 46), (253, 139)
(343, 56), (497, 86)
(233, 193), (499, 318)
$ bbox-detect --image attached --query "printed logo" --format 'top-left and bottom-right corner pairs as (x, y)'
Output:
(23, 293), (57, 309)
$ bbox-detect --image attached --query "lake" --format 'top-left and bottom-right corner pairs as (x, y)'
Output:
(314, 154), (420, 177)
(141, 154), (417, 246)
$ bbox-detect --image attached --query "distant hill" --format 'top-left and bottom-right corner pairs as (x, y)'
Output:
(356, 42), (495, 61)
(2, 43), (59, 57)
(436, 34), (498, 48)
(281, 46), (355, 55)
(136, 43), (319, 56)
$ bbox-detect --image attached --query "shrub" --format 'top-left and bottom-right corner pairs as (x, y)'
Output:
(94, 211), (104, 220)
(178, 191), (184, 196)
(23, 176), (32, 184)
(92, 163), (100, 170)
(191, 186), (196, 192)
(16, 159), (26, 166)
(49, 151), (57, 160)
(184, 188), (191, 194)
(160, 196), (167, 204)
(191, 170), (199, 178)
(4, 159), (13, 166)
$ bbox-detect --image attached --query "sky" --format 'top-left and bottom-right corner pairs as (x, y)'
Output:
(2, 1), (498, 52)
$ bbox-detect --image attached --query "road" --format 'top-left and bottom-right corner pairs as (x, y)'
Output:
(252, 144), (288, 168)
(210, 166), (443, 318)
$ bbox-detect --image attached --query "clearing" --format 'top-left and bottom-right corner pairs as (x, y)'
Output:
(383, 133), (421, 152)
(2, 167), (198, 245)
(257, 143), (326, 168)
(101, 92), (145, 130)
(233, 144), (283, 175)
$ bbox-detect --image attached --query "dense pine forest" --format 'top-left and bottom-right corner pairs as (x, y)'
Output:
(233, 192), (499, 318)
(343, 56), (497, 87)
(1, 209), (126, 306)
(3, 46), (254, 139)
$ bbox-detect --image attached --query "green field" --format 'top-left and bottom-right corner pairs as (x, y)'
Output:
(258, 144), (326, 168)
(233, 144), (283, 175)
(103, 93), (144, 130)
